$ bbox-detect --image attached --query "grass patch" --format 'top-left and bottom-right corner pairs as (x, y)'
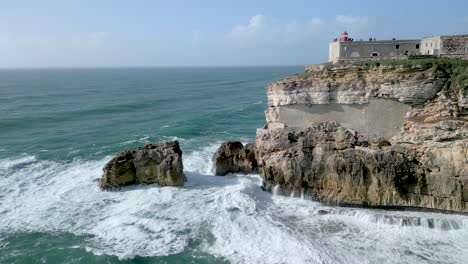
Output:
(298, 58), (468, 94)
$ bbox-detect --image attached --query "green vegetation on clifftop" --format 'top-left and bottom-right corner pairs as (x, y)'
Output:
(355, 58), (468, 94)
(298, 58), (468, 95)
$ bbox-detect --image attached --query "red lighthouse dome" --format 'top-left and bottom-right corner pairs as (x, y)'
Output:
(340, 31), (349, 42)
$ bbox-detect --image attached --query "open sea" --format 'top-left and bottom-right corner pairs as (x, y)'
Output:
(0, 67), (467, 264)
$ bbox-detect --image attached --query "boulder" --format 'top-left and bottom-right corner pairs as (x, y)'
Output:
(100, 141), (185, 189)
(212, 141), (257, 176)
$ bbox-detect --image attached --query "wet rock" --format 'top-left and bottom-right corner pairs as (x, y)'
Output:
(212, 141), (257, 176)
(100, 141), (185, 189)
(255, 122), (468, 213)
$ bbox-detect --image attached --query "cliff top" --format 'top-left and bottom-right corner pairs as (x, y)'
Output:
(271, 58), (468, 96)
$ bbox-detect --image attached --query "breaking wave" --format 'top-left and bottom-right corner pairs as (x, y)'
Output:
(1, 145), (468, 264)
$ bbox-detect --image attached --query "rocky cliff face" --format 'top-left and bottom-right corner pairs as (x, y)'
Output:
(100, 141), (185, 189)
(260, 60), (468, 212)
(267, 63), (446, 107)
(214, 59), (468, 212)
(255, 122), (467, 212)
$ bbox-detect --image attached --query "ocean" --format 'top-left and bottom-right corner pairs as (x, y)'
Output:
(0, 67), (467, 264)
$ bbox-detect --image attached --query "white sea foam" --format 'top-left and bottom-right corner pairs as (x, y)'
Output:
(120, 136), (151, 145)
(183, 142), (221, 175)
(0, 155), (37, 170)
(1, 149), (468, 264)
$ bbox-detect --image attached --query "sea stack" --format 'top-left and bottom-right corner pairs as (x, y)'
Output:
(100, 141), (185, 189)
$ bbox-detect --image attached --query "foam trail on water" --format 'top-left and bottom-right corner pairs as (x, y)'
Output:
(0, 155), (37, 170)
(1, 153), (468, 264)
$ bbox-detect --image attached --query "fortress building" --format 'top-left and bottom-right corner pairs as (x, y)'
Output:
(329, 31), (468, 63)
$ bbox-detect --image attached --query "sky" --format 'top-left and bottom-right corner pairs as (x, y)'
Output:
(0, 0), (467, 67)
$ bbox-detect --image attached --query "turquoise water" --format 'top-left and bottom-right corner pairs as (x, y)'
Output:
(0, 67), (294, 161)
(1, 67), (468, 264)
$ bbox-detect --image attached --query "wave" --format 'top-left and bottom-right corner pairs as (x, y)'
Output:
(1, 150), (468, 263)
(183, 142), (221, 175)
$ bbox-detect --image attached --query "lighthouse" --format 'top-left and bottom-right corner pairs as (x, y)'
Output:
(340, 31), (349, 42)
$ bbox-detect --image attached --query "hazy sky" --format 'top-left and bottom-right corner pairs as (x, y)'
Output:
(1, 0), (467, 67)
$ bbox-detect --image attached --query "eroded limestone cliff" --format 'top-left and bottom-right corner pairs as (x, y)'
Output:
(214, 59), (468, 212)
(260, 59), (468, 212)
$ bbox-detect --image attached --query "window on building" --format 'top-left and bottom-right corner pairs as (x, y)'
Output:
(431, 43), (433, 47)
(405, 51), (409, 56)
(416, 44), (420, 49)
(372, 52), (378, 57)
(465, 46), (468, 52)
(396, 44), (400, 49)
(426, 43), (428, 47)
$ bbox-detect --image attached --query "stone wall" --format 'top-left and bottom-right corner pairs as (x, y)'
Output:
(329, 42), (340, 63)
(440, 35), (468, 58)
(420, 36), (441, 55)
(329, 40), (420, 63)
(329, 34), (468, 63)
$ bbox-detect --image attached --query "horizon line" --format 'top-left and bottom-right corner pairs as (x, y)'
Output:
(0, 64), (314, 70)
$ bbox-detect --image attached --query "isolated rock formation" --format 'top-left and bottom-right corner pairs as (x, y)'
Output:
(212, 141), (257, 176)
(100, 141), (185, 189)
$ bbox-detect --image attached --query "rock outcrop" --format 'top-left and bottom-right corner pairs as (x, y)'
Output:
(100, 141), (185, 189)
(267, 63), (447, 107)
(257, 59), (468, 212)
(212, 59), (467, 212)
(264, 61), (467, 138)
(212, 141), (257, 176)
(255, 122), (467, 212)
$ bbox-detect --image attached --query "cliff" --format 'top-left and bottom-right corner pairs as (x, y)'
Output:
(213, 58), (468, 213)
(258, 59), (468, 212)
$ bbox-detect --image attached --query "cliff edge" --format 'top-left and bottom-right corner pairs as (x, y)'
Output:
(214, 58), (468, 213)
(259, 59), (468, 212)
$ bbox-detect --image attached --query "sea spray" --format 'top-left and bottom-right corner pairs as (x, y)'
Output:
(290, 189), (295, 198)
(272, 185), (280, 196)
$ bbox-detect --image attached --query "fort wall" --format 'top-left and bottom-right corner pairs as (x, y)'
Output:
(329, 33), (468, 63)
(440, 35), (468, 58)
